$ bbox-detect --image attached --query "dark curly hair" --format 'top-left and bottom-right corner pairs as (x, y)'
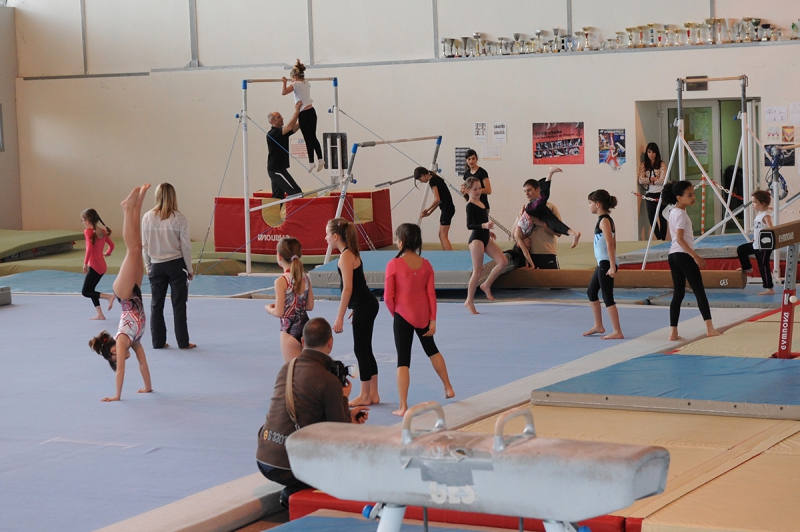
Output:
(89, 331), (117, 371)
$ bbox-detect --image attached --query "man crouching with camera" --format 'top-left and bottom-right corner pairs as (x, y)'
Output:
(257, 317), (369, 508)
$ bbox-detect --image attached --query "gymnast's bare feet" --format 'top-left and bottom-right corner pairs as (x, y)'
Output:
(480, 282), (495, 301)
(121, 183), (151, 211)
(759, 289), (775, 296)
(91, 314), (106, 321)
(464, 301), (479, 314)
(349, 395), (372, 407)
(392, 405), (408, 417)
(104, 293), (115, 311)
(668, 327), (682, 341)
(583, 326), (605, 336)
(445, 387), (455, 399)
(601, 332), (624, 340)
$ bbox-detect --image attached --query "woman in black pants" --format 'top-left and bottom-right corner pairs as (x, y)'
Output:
(326, 217), (380, 407)
(638, 142), (668, 240)
(662, 181), (721, 341)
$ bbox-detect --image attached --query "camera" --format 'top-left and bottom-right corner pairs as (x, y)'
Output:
(329, 360), (352, 387)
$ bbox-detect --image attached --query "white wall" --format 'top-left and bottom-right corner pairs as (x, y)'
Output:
(9, 0), (800, 245)
(0, 6), (21, 229)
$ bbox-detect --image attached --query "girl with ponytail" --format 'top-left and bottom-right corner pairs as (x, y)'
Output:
(265, 237), (315, 361)
(81, 208), (115, 320)
(384, 223), (454, 416)
(326, 217), (380, 406)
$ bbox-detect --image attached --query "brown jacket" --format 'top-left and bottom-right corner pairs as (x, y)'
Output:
(257, 348), (350, 469)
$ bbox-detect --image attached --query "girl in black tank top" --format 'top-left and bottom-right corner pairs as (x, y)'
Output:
(327, 218), (380, 407)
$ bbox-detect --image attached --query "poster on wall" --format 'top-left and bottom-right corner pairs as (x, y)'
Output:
(474, 122), (487, 143)
(598, 129), (625, 170)
(764, 145), (795, 167)
(481, 145), (501, 160)
(765, 106), (788, 123)
(493, 122), (507, 143)
(783, 126), (795, 143)
(455, 147), (470, 176)
(290, 138), (308, 159)
(532, 122), (584, 165)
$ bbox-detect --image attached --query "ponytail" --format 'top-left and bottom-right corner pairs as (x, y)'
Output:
(327, 218), (360, 260)
(661, 181), (693, 206)
(276, 237), (305, 294)
(587, 189), (618, 212)
(81, 208), (111, 244)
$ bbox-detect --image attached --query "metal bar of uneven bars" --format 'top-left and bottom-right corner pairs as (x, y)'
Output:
(678, 75), (746, 84)
(376, 174), (414, 188)
(248, 182), (341, 213)
(246, 77), (337, 83)
(358, 136), (440, 147)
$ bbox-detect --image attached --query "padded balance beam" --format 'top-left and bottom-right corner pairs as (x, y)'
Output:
(493, 269), (747, 289)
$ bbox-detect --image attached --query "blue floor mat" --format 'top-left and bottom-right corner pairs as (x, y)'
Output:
(538, 353), (800, 405)
(273, 515), (478, 531)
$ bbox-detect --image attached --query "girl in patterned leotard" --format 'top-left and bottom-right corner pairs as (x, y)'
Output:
(463, 177), (507, 314)
(265, 237), (315, 362)
(327, 217), (380, 407)
(88, 185), (153, 402)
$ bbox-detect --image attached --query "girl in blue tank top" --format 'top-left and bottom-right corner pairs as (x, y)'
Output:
(584, 189), (624, 340)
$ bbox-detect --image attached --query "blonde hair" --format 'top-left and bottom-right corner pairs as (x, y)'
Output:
(327, 218), (359, 259)
(290, 59), (306, 80)
(463, 176), (481, 200)
(153, 183), (179, 220)
(277, 237), (305, 294)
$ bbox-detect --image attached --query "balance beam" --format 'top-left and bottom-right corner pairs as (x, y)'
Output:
(493, 269), (747, 289)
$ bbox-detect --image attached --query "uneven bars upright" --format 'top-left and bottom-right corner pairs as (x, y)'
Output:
(240, 77), (339, 274)
(417, 137), (443, 226)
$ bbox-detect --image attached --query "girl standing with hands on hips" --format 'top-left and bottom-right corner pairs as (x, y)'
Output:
(583, 190), (623, 339)
(81, 208), (115, 320)
(385, 223), (455, 416)
(463, 176), (508, 314)
(282, 60), (324, 173)
(638, 142), (669, 240)
(662, 181), (721, 341)
(88, 185), (153, 402)
(736, 190), (775, 295)
(326, 218), (380, 406)
(265, 237), (315, 362)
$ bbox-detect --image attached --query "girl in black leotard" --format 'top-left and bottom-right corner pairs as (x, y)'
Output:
(326, 217), (380, 406)
(463, 177), (508, 314)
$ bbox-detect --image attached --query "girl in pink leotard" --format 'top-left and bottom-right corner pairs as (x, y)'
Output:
(384, 223), (454, 416)
(81, 208), (115, 320)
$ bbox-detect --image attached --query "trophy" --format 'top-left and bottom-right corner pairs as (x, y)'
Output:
(637, 25), (646, 48)
(673, 27), (683, 46)
(460, 36), (469, 57)
(582, 26), (592, 50)
(600, 38), (615, 50)
(472, 32), (483, 56)
(552, 27), (561, 52)
(498, 37), (507, 55)
(661, 24), (670, 46)
(684, 22), (694, 45)
(615, 31), (625, 48)
(704, 18), (715, 44)
(760, 23), (771, 42)
(513, 33), (522, 54)
(793, 21), (799, 40)
(534, 29), (543, 53)
(750, 18), (761, 42)
(742, 17), (752, 42)
(625, 27), (636, 48)
(694, 22), (703, 45)
(732, 21), (742, 43)
(647, 23), (656, 46)
(573, 31), (583, 51)
(715, 18), (724, 44)
(546, 39), (554, 53)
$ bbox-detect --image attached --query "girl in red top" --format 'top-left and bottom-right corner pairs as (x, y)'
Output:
(384, 223), (454, 416)
(81, 208), (115, 320)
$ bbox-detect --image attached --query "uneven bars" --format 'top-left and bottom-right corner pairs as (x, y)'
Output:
(249, 182), (341, 213)
(376, 175), (414, 188)
(247, 77), (337, 83)
(358, 136), (440, 147)
(679, 75), (746, 84)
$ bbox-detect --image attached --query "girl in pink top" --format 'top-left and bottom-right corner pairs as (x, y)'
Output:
(81, 208), (115, 320)
(384, 223), (454, 416)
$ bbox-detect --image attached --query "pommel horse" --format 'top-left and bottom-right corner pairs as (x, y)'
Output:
(286, 402), (670, 532)
(754, 217), (800, 358)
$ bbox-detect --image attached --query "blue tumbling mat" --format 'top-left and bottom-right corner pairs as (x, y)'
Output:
(273, 515), (479, 531)
(538, 353), (800, 405)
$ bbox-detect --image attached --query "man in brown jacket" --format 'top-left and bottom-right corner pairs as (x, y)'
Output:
(256, 317), (369, 507)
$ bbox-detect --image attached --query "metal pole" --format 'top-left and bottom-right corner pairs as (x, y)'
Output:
(242, 80), (252, 275)
(777, 243), (798, 359)
(677, 78), (686, 183)
(741, 77), (751, 233)
(323, 144), (359, 264)
(418, 136), (443, 226)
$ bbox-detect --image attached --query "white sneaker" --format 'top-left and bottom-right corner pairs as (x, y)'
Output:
(307, 164), (315, 173)
(317, 160), (325, 172)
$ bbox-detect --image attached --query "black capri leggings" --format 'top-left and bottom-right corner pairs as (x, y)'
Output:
(82, 267), (104, 308)
(645, 192), (668, 240)
(298, 107), (322, 163)
(587, 260), (616, 307)
(351, 296), (380, 381)
(736, 242), (774, 290)
(668, 252), (712, 326)
(393, 312), (440, 368)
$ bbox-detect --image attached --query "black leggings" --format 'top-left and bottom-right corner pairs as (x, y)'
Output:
(82, 267), (104, 308)
(587, 260), (616, 307)
(736, 242), (774, 289)
(298, 107), (322, 163)
(351, 296), (379, 381)
(645, 192), (668, 240)
(668, 252), (712, 326)
(393, 313), (439, 368)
